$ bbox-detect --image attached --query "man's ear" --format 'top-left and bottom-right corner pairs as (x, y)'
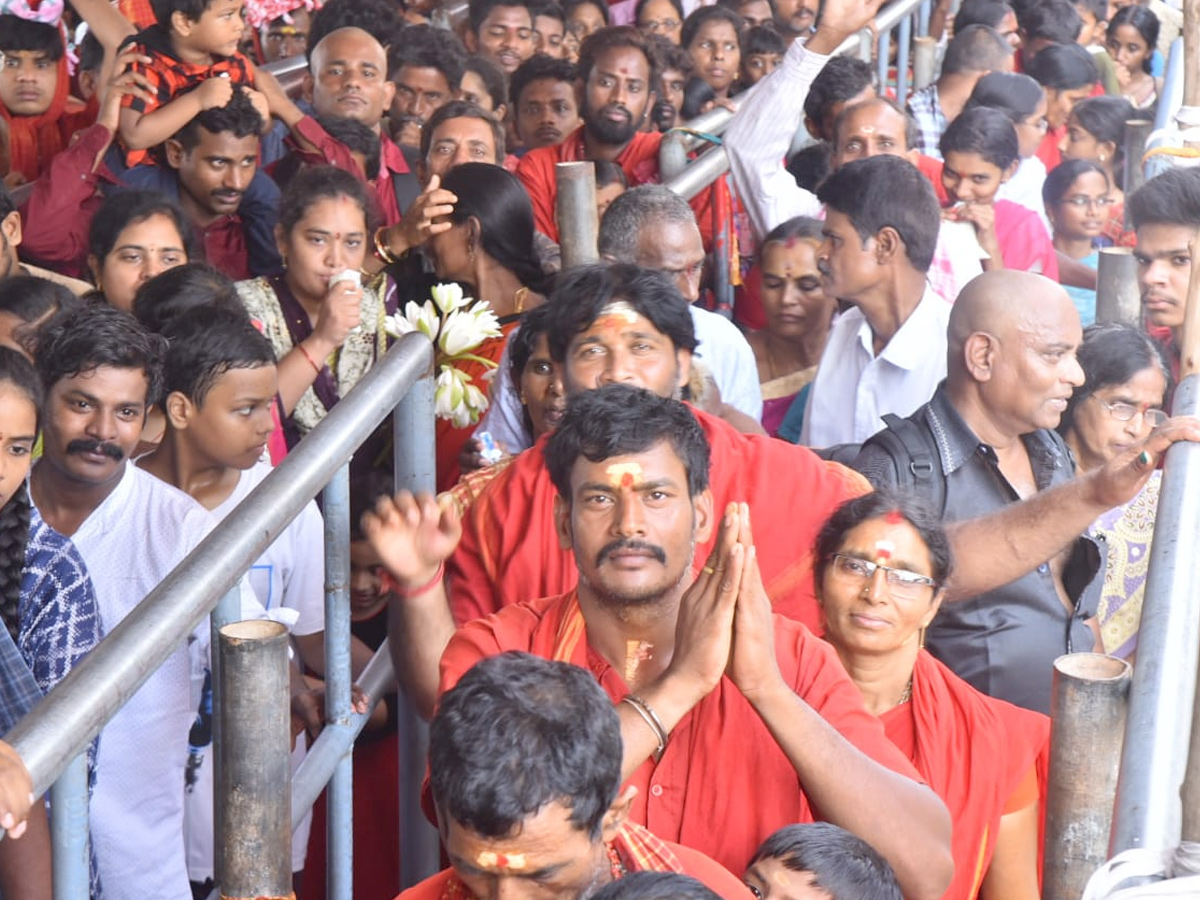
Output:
(164, 390), (193, 430)
(464, 29), (479, 53)
(1, 210), (21, 250)
(692, 487), (714, 545)
(553, 492), (574, 551)
(599, 785), (638, 844)
(675, 349), (693, 394)
(164, 138), (186, 169)
(963, 331), (998, 382)
(873, 225), (902, 264)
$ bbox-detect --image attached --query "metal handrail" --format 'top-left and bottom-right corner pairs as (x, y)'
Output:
(6, 333), (433, 796)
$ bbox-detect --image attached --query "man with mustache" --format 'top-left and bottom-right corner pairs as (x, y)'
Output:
(367, 381), (955, 900)
(387, 25), (468, 149)
(465, 0), (538, 76)
(515, 27), (722, 250)
(29, 305), (265, 900)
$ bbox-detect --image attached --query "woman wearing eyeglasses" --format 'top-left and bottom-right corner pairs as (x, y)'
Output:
(1058, 324), (1171, 661)
(815, 490), (1048, 900)
(1043, 158), (1115, 325)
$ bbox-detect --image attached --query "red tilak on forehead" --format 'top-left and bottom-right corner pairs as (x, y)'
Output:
(784, 235), (799, 249)
(621, 472), (634, 488)
(884, 510), (903, 526)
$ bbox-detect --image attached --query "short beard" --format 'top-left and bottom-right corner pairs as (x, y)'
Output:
(578, 541), (694, 612)
(582, 99), (640, 147)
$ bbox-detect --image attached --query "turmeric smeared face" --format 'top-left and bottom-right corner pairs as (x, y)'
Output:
(563, 302), (691, 399)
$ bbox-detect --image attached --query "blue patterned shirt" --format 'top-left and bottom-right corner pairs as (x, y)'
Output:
(906, 85), (947, 160)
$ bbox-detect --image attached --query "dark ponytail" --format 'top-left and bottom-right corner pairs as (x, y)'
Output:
(0, 347), (45, 640)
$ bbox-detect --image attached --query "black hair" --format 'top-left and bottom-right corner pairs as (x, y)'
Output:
(440, 163), (548, 293)
(1108, 6), (1159, 74)
(0, 15), (64, 61)
(545, 384), (710, 498)
(349, 468), (395, 541)
(681, 6), (743, 51)
(175, 87), (265, 151)
(469, 0), (535, 34)
(388, 24), (469, 91)
(279, 165), (374, 235)
(1129, 167), (1200, 230)
(965, 71), (1045, 122)
(1026, 41), (1099, 90)
(420, 99), (506, 163)
(0, 183), (15, 222)
(0, 347), (43, 640)
(160, 306), (275, 405)
(463, 55), (510, 111)
(35, 304), (168, 406)
(77, 32), (104, 74)
(430, 651), (622, 839)
(544, 263), (697, 361)
(316, 115), (381, 180)
(762, 216), (823, 246)
(816, 155), (940, 272)
(1069, 95), (1134, 160)
(1042, 158), (1108, 209)
(832, 96), (919, 154)
(744, 25), (785, 58)
(1017, 0), (1081, 44)
(592, 874), (722, 900)
(131, 262), (244, 334)
(152, 0), (214, 28)
(563, 0), (610, 26)
(953, 0), (1014, 32)
(941, 25), (1012, 76)
(804, 55), (874, 132)
(87, 190), (198, 274)
(532, 1), (567, 25)
(0, 276), (81, 357)
(1058, 322), (1171, 437)
(636, 0), (685, 26)
(813, 489), (953, 587)
(593, 159), (627, 190)
(649, 33), (694, 77)
(509, 54), (578, 107)
(786, 142), (832, 192)
(680, 76), (716, 120)
(939, 105), (1019, 171)
(306, 0), (405, 64)
(509, 303), (555, 384)
(1075, 0), (1108, 25)
(578, 26), (659, 87)
(750, 824), (903, 900)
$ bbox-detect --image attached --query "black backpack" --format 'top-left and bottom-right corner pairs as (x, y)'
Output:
(819, 413), (946, 515)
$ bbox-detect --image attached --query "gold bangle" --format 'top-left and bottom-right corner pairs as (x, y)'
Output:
(373, 226), (397, 265)
(621, 695), (669, 762)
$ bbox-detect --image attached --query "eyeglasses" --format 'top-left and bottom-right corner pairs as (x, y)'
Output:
(1060, 195), (1115, 209)
(640, 18), (681, 31)
(1021, 116), (1050, 133)
(830, 554), (938, 599)
(1093, 397), (1168, 427)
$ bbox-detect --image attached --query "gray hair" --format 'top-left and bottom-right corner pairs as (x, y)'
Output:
(597, 185), (698, 262)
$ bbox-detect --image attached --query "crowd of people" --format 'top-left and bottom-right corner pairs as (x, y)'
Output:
(0, 0), (1196, 898)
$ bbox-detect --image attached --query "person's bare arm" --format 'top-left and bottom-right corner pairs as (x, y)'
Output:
(979, 801), (1040, 900)
(944, 417), (1200, 600)
(1057, 253), (1099, 289)
(276, 280), (363, 416)
(0, 802), (51, 900)
(727, 507), (954, 900)
(362, 492), (461, 720)
(118, 77), (233, 151)
(70, 0), (136, 53)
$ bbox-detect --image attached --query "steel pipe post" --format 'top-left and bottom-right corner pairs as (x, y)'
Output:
(896, 14), (913, 102)
(913, 37), (937, 91)
(216, 620), (292, 900)
(556, 162), (599, 269)
(1095, 248), (1142, 326)
(393, 374), (441, 888)
(1122, 120), (1153, 230)
(1181, 651), (1200, 841)
(209, 584), (242, 888)
(917, 0), (931, 36)
(49, 753), (89, 900)
(5, 335), (433, 798)
(1043, 654), (1131, 900)
(322, 465), (353, 900)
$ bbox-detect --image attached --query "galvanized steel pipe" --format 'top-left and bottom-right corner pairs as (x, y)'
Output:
(1095, 247), (1142, 326)
(216, 620), (292, 900)
(49, 754), (89, 900)
(1043, 653), (1131, 900)
(1122, 120), (1153, 230)
(556, 162), (600, 268)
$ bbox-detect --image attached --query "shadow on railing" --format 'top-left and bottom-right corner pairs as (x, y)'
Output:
(7, 333), (438, 900)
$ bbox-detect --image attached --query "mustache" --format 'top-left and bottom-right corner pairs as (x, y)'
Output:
(596, 539), (667, 567)
(66, 438), (125, 461)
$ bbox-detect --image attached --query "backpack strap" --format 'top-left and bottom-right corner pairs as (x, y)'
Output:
(867, 413), (946, 515)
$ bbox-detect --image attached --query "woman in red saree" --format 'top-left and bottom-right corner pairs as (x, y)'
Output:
(814, 490), (1049, 900)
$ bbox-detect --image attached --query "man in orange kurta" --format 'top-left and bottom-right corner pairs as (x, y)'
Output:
(514, 27), (719, 250)
(395, 653), (751, 900)
(370, 384), (953, 900)
(446, 264), (868, 630)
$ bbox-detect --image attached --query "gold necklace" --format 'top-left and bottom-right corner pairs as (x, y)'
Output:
(898, 678), (913, 705)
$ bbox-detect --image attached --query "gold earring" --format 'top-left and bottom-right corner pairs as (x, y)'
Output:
(918, 628), (926, 650)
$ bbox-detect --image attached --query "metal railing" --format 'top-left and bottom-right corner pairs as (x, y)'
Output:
(6, 333), (438, 900)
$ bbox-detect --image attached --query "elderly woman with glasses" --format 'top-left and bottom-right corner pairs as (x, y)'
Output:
(815, 490), (1049, 900)
(1058, 323), (1171, 660)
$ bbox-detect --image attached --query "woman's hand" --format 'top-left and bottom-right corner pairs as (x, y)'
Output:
(312, 278), (363, 348)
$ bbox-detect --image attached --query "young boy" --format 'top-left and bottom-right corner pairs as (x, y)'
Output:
(741, 25), (785, 87)
(136, 305), (331, 894)
(745, 824), (902, 900)
(118, 0), (277, 160)
(1074, 0), (1121, 94)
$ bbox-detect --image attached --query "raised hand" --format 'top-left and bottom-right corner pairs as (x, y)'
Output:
(726, 504), (784, 700)
(382, 174), (459, 258)
(808, 0), (889, 55)
(197, 75), (235, 111)
(98, 44), (155, 133)
(312, 278), (364, 348)
(0, 741), (32, 839)
(361, 491), (462, 588)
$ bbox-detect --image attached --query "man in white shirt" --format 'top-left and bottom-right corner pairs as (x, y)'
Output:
(800, 154), (949, 448)
(29, 306), (263, 900)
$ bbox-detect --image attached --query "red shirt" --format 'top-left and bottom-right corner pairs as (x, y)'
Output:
(515, 126), (720, 250)
(439, 592), (923, 875)
(446, 405), (870, 631)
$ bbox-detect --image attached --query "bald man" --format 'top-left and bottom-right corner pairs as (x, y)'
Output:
(852, 271), (1200, 713)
